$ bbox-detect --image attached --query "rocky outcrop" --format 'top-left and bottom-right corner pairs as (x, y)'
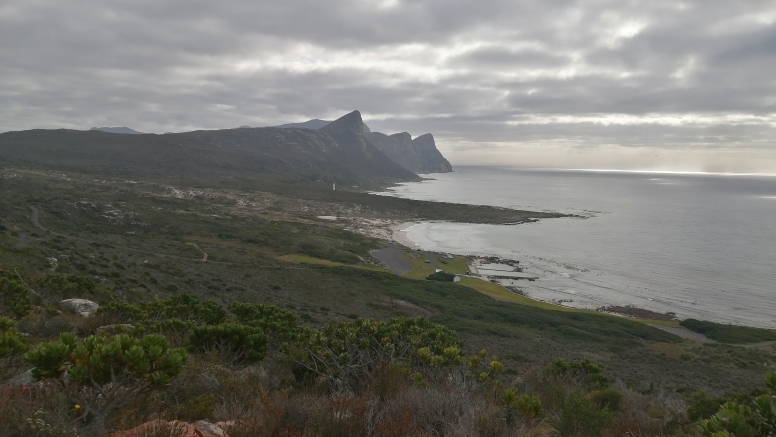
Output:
(365, 131), (452, 174)
(411, 133), (452, 173)
(318, 111), (418, 182)
(57, 299), (99, 317)
(112, 419), (228, 437)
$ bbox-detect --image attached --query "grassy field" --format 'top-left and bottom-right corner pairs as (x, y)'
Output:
(401, 252), (437, 278)
(276, 254), (390, 272)
(435, 255), (471, 274)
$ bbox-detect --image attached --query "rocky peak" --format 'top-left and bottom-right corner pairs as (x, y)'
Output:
(412, 133), (436, 150)
(318, 110), (364, 139)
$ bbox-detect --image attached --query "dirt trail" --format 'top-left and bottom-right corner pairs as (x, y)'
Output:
(647, 324), (716, 343)
(185, 243), (208, 262)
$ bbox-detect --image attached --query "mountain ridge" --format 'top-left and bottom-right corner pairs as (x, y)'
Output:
(90, 126), (144, 134)
(0, 112), (419, 187)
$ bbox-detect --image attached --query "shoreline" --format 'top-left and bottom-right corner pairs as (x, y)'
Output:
(389, 222), (421, 249)
(376, 218), (776, 334)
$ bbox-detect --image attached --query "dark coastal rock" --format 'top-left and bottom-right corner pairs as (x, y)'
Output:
(365, 131), (452, 174)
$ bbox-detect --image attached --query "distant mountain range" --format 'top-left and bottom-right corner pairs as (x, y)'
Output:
(90, 126), (145, 134)
(1, 111), (451, 186)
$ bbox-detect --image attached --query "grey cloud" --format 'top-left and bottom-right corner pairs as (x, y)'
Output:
(1, 0), (775, 171)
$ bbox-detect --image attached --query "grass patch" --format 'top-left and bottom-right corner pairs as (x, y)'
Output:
(276, 254), (389, 272)
(437, 255), (471, 274)
(680, 319), (776, 344)
(402, 253), (436, 278)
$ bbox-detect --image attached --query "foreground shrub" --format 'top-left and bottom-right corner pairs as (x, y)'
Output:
(98, 294), (228, 329)
(699, 371), (776, 437)
(545, 358), (609, 390)
(0, 316), (26, 360)
(188, 323), (267, 365)
(0, 274), (32, 318)
(24, 332), (188, 435)
(230, 302), (299, 349)
(293, 317), (462, 393)
(31, 273), (97, 303)
(552, 391), (615, 437)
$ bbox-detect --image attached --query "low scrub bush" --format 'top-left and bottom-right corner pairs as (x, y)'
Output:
(681, 318), (776, 344)
(188, 323), (267, 365)
(0, 273), (31, 318)
(426, 271), (455, 282)
(24, 332), (188, 435)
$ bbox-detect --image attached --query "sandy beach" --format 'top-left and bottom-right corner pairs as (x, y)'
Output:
(389, 222), (421, 249)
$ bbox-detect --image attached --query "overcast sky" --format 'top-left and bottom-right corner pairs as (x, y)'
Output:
(2, 0), (775, 172)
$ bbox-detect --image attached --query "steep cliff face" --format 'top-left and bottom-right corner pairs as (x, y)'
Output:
(318, 111), (418, 181)
(411, 133), (452, 173)
(365, 131), (452, 174)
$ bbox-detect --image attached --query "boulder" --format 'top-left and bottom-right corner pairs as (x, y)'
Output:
(195, 421), (228, 437)
(57, 299), (99, 317)
(9, 368), (36, 386)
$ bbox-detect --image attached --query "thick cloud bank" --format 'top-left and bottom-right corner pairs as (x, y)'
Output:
(1, 0), (775, 171)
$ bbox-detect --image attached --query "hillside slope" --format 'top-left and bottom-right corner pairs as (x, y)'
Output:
(0, 112), (418, 186)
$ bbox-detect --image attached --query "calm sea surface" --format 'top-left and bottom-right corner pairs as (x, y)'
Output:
(378, 166), (776, 328)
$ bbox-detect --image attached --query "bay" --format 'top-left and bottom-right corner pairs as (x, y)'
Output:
(378, 166), (776, 328)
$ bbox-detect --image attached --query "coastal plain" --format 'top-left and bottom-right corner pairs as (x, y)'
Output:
(2, 167), (775, 395)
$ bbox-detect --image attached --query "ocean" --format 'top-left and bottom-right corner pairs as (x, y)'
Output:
(378, 166), (776, 328)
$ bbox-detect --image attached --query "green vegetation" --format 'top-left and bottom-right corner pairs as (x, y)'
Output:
(699, 371), (776, 437)
(402, 252), (437, 277)
(188, 323), (267, 364)
(681, 319), (776, 344)
(0, 316), (26, 365)
(2, 166), (776, 436)
(24, 332), (188, 436)
(292, 317), (465, 392)
(437, 254), (471, 274)
(426, 271), (455, 282)
(0, 273), (32, 318)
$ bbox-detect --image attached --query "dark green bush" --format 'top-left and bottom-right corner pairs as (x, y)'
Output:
(553, 391), (614, 437)
(293, 317), (462, 392)
(545, 358), (609, 390)
(426, 271), (456, 282)
(680, 319), (776, 344)
(0, 316), (27, 360)
(188, 323), (267, 364)
(589, 387), (623, 411)
(24, 333), (188, 436)
(0, 274), (32, 318)
(230, 302), (299, 348)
